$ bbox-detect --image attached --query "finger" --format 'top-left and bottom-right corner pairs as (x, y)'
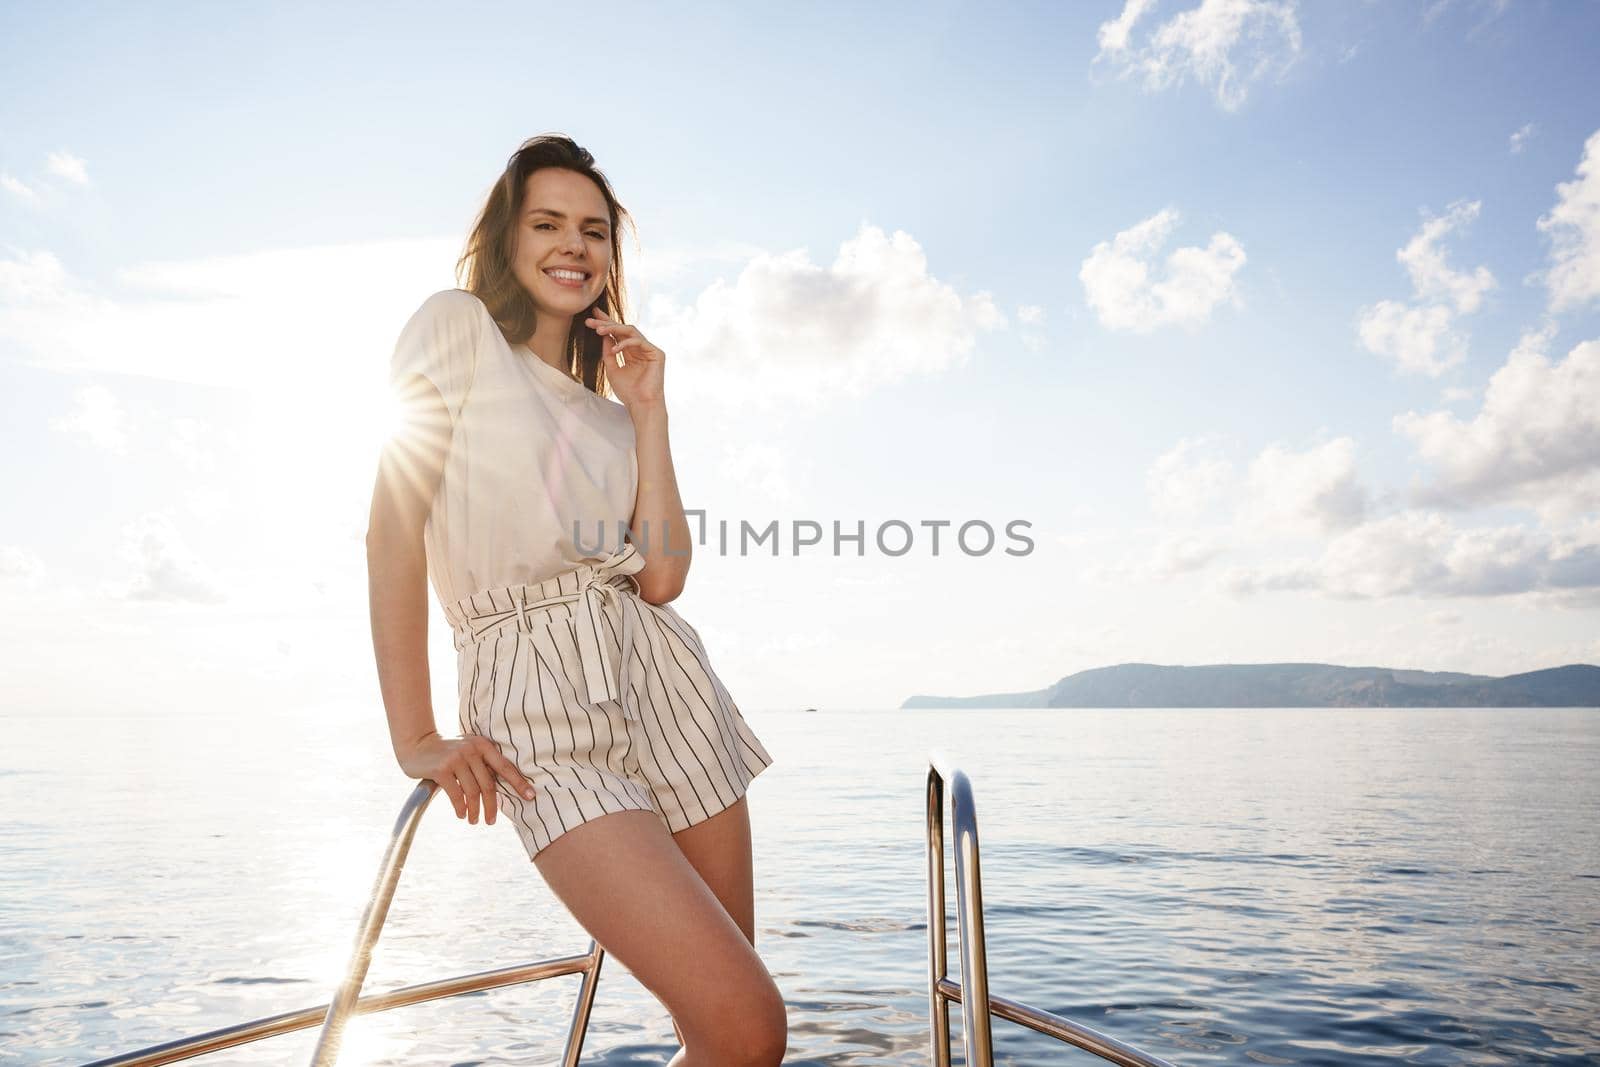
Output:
(489, 749), (539, 801)
(466, 755), (498, 825)
(437, 776), (466, 820)
(592, 324), (636, 343)
(585, 316), (635, 338)
(452, 758), (482, 823)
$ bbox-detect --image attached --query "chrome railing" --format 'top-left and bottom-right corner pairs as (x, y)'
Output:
(81, 780), (610, 1066)
(926, 750), (1178, 1067)
(84, 755), (1183, 1066)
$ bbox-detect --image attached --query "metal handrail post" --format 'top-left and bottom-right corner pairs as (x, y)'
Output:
(926, 765), (953, 1066)
(308, 779), (608, 1066)
(558, 940), (606, 1067)
(80, 780), (612, 1066)
(309, 779), (440, 1065)
(927, 752), (994, 1065)
(925, 752), (1179, 1067)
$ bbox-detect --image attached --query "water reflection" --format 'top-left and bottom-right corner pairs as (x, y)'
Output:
(1, 707), (1596, 1064)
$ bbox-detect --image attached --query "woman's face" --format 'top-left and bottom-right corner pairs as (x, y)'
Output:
(511, 167), (613, 319)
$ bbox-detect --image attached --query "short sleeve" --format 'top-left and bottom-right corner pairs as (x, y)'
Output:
(389, 289), (484, 427)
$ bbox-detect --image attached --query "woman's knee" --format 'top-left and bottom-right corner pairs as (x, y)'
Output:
(531, 810), (784, 1060)
(688, 980), (787, 1065)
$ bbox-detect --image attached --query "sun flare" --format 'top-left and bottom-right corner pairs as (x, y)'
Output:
(372, 386), (411, 448)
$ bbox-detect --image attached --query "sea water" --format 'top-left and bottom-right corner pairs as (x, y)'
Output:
(2, 706), (1595, 1065)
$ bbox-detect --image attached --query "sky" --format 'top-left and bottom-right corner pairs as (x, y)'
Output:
(1, 0), (1597, 718)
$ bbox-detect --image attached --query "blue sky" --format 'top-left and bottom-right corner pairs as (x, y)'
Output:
(2, 0), (1597, 717)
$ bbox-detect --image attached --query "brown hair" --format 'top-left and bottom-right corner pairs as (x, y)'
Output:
(456, 134), (635, 397)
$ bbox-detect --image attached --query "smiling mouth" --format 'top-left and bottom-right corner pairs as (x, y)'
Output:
(544, 267), (591, 288)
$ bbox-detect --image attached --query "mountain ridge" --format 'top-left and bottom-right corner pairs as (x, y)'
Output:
(901, 662), (1600, 708)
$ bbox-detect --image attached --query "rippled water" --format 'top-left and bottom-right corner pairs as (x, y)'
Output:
(2, 706), (1596, 1065)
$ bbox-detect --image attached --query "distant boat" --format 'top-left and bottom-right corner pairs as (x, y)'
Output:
(803, 706), (818, 713)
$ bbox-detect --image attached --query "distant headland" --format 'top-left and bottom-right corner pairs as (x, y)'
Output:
(901, 662), (1600, 709)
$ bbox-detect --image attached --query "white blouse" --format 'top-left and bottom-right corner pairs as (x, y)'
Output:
(387, 288), (638, 609)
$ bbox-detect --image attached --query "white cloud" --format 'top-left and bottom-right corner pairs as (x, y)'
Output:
(3, 227), (1003, 410)
(1536, 127), (1600, 314)
(1356, 302), (1462, 377)
(1079, 208), (1246, 333)
(1136, 435), (1369, 584)
(45, 151), (90, 186)
(2, 172), (41, 205)
(645, 222), (1006, 407)
(0, 152), (89, 206)
(1134, 350), (1595, 603)
(1093, 0), (1302, 112)
(1510, 122), (1536, 155)
(1097, 0), (1159, 53)
(1081, 528), (1228, 586)
(170, 417), (216, 473)
(50, 383), (130, 453)
(1357, 199), (1495, 376)
(1423, 0), (1513, 31)
(1397, 201), (1496, 313)
(1394, 325), (1600, 522)
(1245, 437), (1369, 534)
(1222, 510), (1600, 601)
(0, 545), (47, 588)
(1148, 532), (1226, 577)
(1016, 303), (1046, 351)
(1146, 435), (1236, 519)
(0, 247), (72, 303)
(112, 512), (226, 604)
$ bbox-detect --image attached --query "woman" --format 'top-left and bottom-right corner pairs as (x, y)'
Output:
(366, 134), (786, 1066)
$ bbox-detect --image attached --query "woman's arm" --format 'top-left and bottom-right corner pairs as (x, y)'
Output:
(367, 375), (541, 821)
(628, 400), (693, 605)
(586, 305), (691, 604)
(367, 380), (451, 763)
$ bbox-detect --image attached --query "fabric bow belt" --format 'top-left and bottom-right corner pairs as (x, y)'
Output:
(448, 543), (649, 724)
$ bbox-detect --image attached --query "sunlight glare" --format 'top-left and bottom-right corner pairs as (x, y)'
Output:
(320, 1015), (414, 1067)
(373, 386), (411, 447)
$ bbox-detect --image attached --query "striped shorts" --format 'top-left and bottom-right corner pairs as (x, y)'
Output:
(441, 543), (775, 859)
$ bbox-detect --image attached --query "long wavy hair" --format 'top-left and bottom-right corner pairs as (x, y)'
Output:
(456, 134), (635, 397)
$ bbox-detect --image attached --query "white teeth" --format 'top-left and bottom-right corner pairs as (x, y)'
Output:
(546, 269), (587, 281)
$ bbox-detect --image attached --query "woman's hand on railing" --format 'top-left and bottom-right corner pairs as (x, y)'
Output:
(398, 731), (538, 826)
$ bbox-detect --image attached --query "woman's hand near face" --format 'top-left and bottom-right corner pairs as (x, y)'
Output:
(587, 306), (665, 410)
(397, 731), (538, 826)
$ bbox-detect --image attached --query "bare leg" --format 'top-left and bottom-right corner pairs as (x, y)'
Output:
(668, 796), (763, 1051)
(532, 807), (786, 1066)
